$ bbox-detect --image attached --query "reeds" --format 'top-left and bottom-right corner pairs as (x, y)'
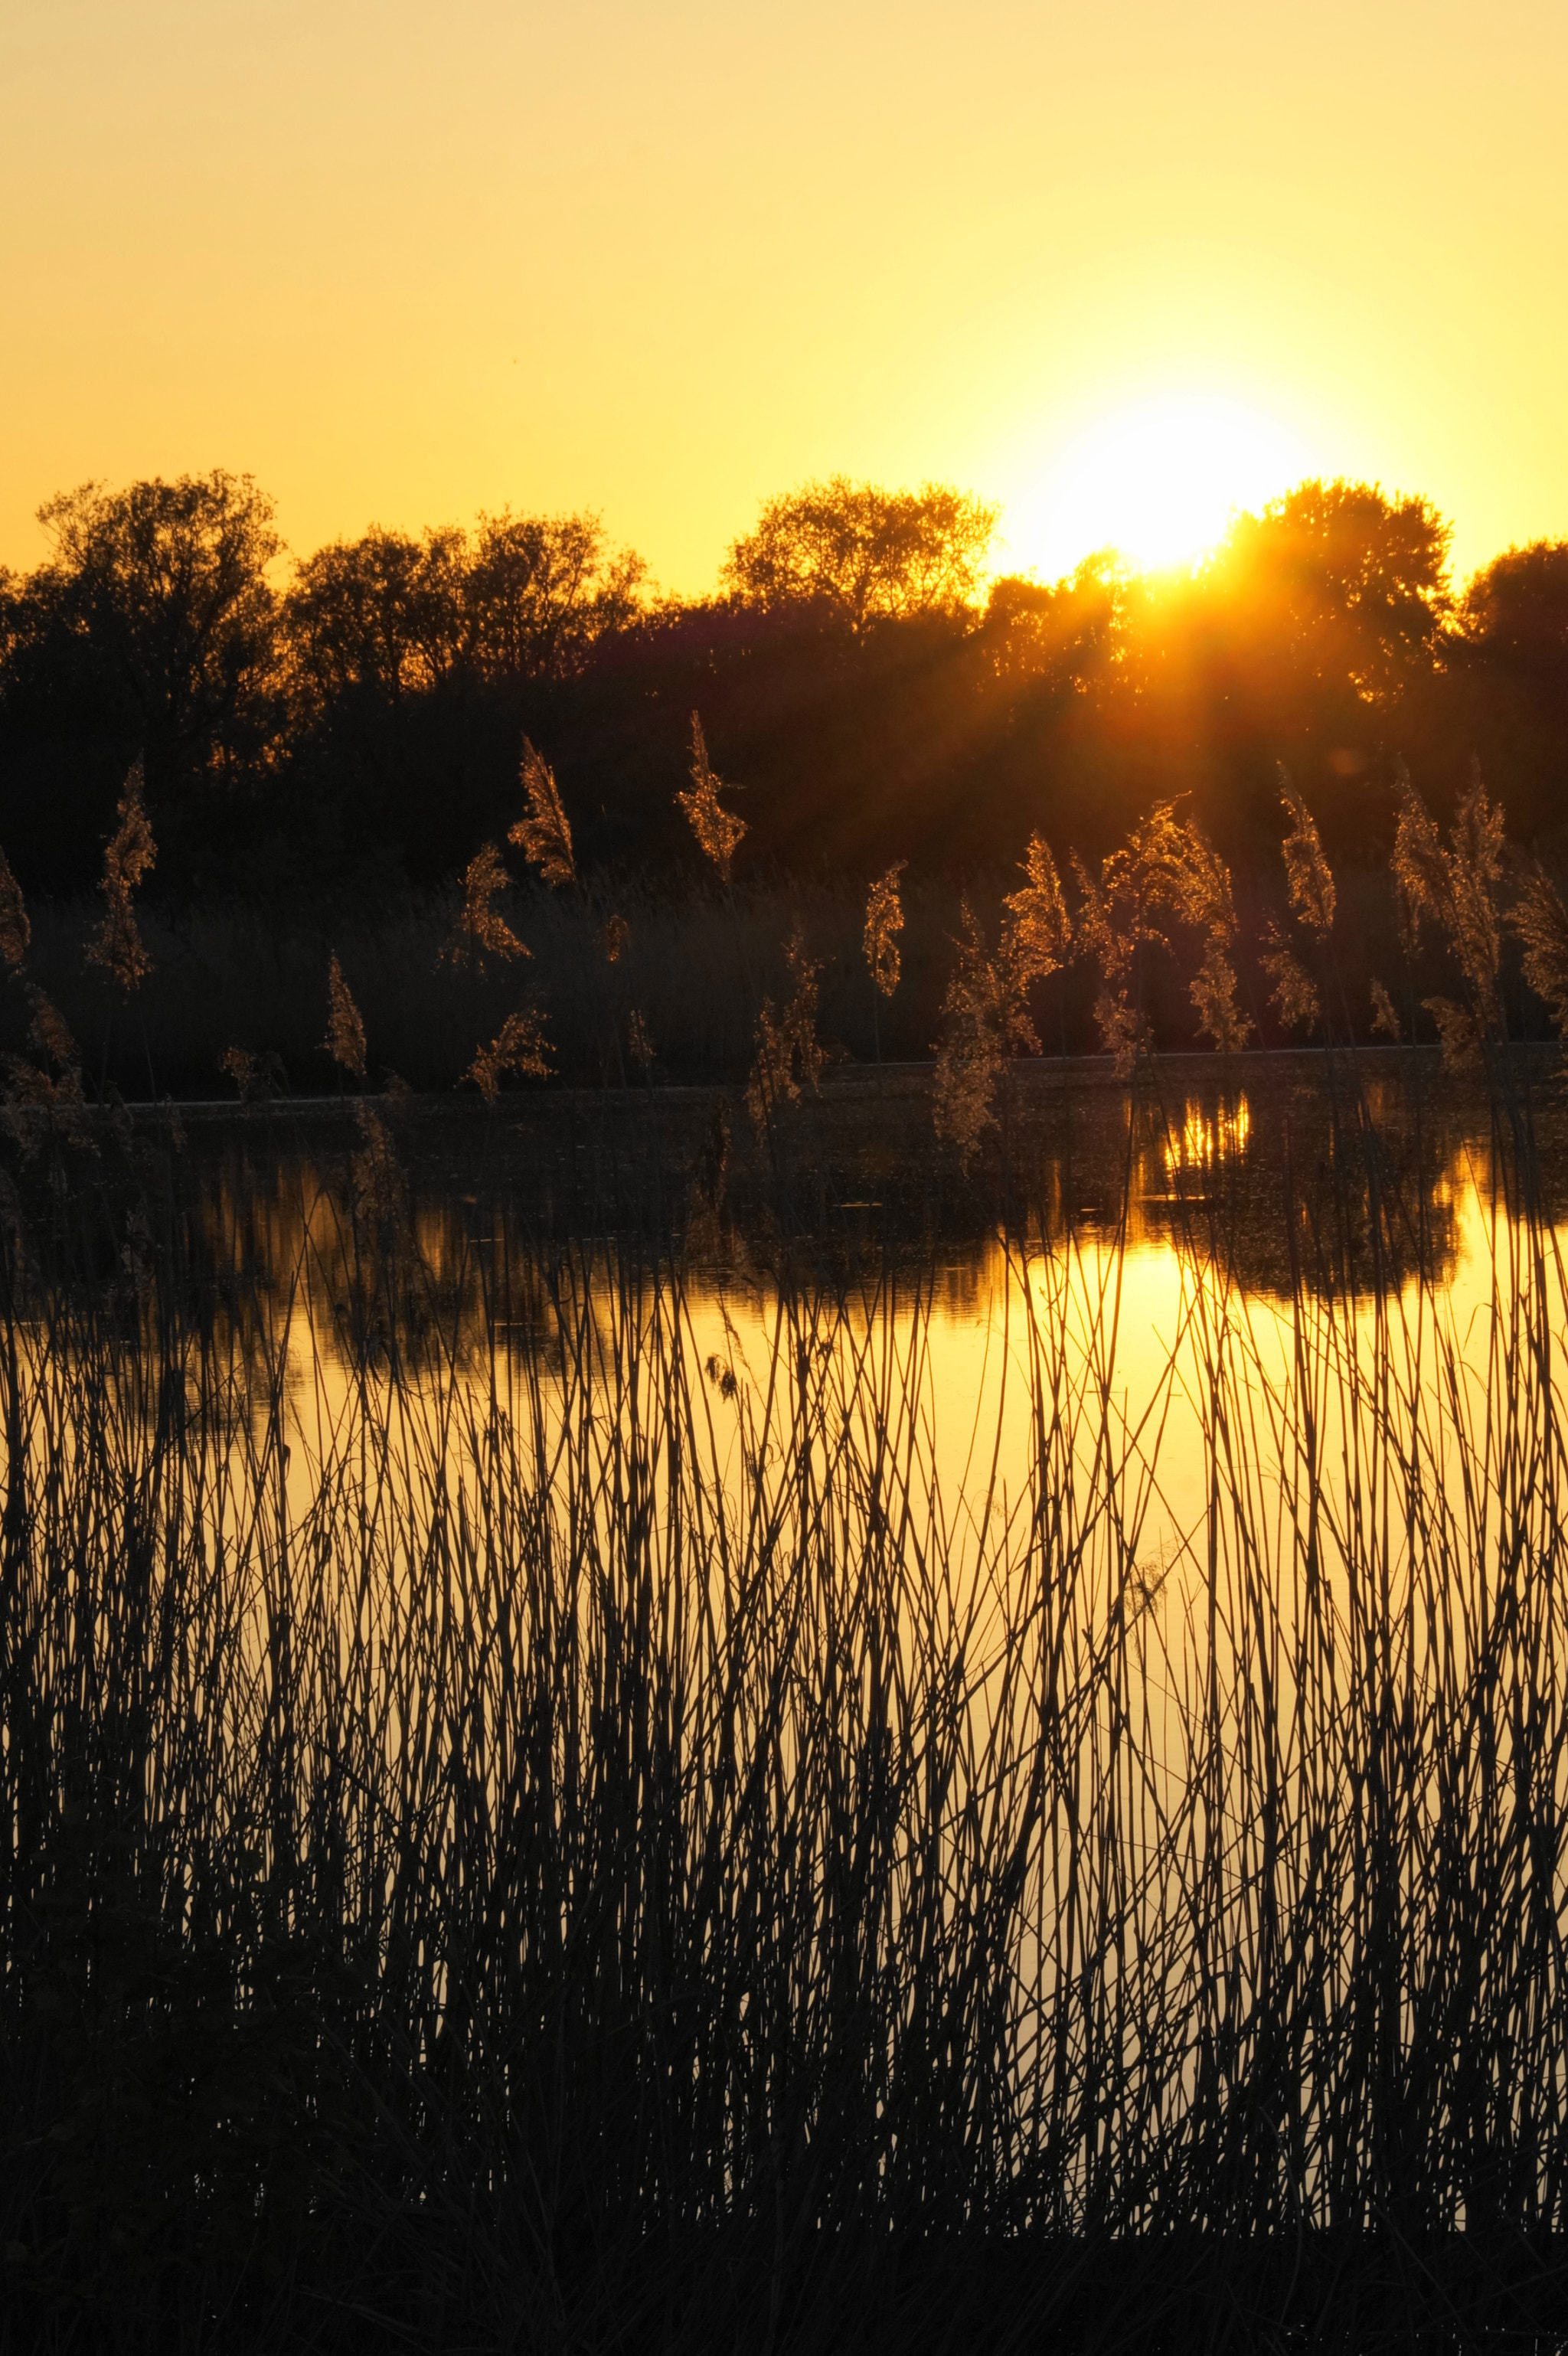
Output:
(5, 1053), (1568, 2347)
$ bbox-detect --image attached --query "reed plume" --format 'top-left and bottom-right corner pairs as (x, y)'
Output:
(678, 712), (746, 885)
(864, 861), (906, 999)
(1073, 802), (1250, 1069)
(2, 987), (88, 1154)
(932, 904), (1004, 1165)
(220, 1044), (289, 1105)
(1393, 756), (1506, 1063)
(1259, 776), (1334, 1037)
(1160, 809), (1253, 1053)
(324, 952), (367, 1079)
(349, 1101), (407, 1227)
(626, 1007), (655, 1072)
(1279, 765), (1337, 939)
(508, 738), (577, 890)
(1002, 831), (1072, 986)
(1260, 922), (1321, 1035)
(444, 842), (530, 973)
(1510, 856), (1568, 1038)
(601, 912), (630, 965)
(931, 885), (1055, 1165)
(746, 920), (823, 1134)
(466, 1007), (551, 1104)
(1369, 975), (1403, 1042)
(0, 847), (30, 970)
(26, 988), (80, 1071)
(85, 758), (155, 992)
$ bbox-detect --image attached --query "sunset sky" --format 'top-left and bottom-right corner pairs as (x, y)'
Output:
(4, 0), (1565, 593)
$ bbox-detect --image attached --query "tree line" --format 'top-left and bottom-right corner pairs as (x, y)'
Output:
(2, 466), (1566, 907)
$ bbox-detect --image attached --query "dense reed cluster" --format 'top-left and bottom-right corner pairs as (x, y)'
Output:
(8, 715), (1568, 1149)
(3, 1043), (1568, 2348)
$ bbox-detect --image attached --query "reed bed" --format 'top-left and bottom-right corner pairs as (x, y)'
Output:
(3, 1060), (1568, 2350)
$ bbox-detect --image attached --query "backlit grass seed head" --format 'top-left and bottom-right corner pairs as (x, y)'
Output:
(1003, 832), (1071, 988)
(627, 1008), (655, 1071)
(508, 739), (577, 890)
(0, 847), (30, 969)
(221, 1044), (288, 1105)
(678, 712), (746, 886)
(325, 953), (367, 1078)
(1189, 939), (1253, 1054)
(1370, 977), (1403, 1041)
(1070, 855), (1132, 991)
(1278, 767), (1336, 939)
(864, 861), (906, 999)
(467, 1007), (551, 1105)
(25, 987), (79, 1070)
(1262, 922), (1321, 1035)
(445, 842), (530, 973)
(350, 1103), (407, 1228)
(1093, 989), (1149, 1079)
(746, 920), (823, 1132)
(86, 757), (155, 993)
(1423, 995), (1481, 1070)
(1393, 757), (1504, 1039)
(602, 913), (630, 965)
(933, 901), (1007, 1163)
(1511, 858), (1568, 1036)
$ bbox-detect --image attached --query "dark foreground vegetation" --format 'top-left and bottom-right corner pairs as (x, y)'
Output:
(5, 1041), (1568, 2351)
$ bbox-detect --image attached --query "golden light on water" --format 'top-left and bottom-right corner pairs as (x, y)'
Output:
(1008, 394), (1320, 579)
(1162, 1094), (1253, 1180)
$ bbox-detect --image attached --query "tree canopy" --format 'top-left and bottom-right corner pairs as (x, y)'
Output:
(720, 477), (1000, 632)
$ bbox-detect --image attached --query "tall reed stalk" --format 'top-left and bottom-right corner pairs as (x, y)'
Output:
(3, 1063), (1568, 2348)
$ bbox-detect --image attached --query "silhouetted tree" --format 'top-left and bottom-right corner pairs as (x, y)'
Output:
(462, 511), (645, 679)
(283, 528), (466, 711)
(1204, 477), (1452, 710)
(978, 554), (1126, 688)
(0, 471), (283, 888)
(721, 477), (999, 633)
(283, 511), (645, 711)
(1459, 541), (1568, 681)
(31, 471), (281, 770)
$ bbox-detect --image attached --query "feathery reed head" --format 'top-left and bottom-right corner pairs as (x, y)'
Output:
(627, 1008), (655, 1072)
(1003, 832), (1070, 987)
(1511, 856), (1568, 1037)
(324, 952), (367, 1078)
(85, 757), (155, 993)
(1393, 756), (1504, 1037)
(932, 900), (1005, 1165)
(0, 847), (30, 970)
(349, 1100), (407, 1227)
(1278, 767), (1337, 940)
(863, 861), (906, 999)
(508, 739), (577, 890)
(25, 986), (78, 1071)
(445, 841), (530, 973)
(466, 1006), (551, 1104)
(678, 712), (746, 886)
(1369, 976), (1403, 1041)
(1261, 920), (1320, 1036)
(1188, 939), (1253, 1054)
(746, 919), (823, 1133)
(601, 912), (630, 965)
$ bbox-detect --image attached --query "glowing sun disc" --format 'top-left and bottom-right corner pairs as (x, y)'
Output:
(1012, 394), (1318, 578)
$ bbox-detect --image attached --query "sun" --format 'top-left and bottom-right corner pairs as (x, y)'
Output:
(1008, 392), (1318, 580)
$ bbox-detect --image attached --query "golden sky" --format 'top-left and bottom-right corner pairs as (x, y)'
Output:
(3, 0), (1566, 593)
